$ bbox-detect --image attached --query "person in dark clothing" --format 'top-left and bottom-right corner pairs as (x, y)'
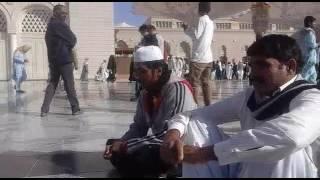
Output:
(232, 61), (238, 80)
(143, 33), (159, 47)
(107, 55), (117, 82)
(215, 61), (222, 80)
(129, 56), (135, 82)
(40, 4), (80, 117)
(80, 58), (89, 81)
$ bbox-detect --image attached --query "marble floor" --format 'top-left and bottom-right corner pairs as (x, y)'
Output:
(0, 79), (249, 178)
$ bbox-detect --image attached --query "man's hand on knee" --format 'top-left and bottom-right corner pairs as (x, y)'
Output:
(103, 139), (127, 160)
(183, 145), (217, 164)
(160, 129), (184, 166)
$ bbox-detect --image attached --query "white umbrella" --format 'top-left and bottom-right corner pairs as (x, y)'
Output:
(233, 2), (320, 29)
(133, 2), (320, 40)
(133, 2), (320, 28)
(132, 2), (253, 27)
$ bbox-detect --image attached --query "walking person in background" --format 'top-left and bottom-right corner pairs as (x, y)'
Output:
(13, 45), (31, 93)
(231, 60), (238, 80)
(226, 62), (232, 80)
(80, 58), (89, 81)
(95, 59), (108, 82)
(182, 2), (214, 106)
(215, 60), (222, 80)
(294, 16), (319, 84)
(221, 62), (226, 79)
(40, 4), (80, 117)
(237, 61), (244, 80)
(107, 55), (117, 83)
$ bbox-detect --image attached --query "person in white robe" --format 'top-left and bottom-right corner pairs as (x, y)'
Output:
(226, 62), (232, 80)
(237, 61), (244, 80)
(95, 60), (108, 82)
(174, 57), (184, 78)
(80, 58), (89, 81)
(160, 34), (320, 178)
(12, 45), (31, 93)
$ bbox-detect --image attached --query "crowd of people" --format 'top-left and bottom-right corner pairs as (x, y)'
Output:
(9, 2), (320, 178)
(211, 60), (250, 80)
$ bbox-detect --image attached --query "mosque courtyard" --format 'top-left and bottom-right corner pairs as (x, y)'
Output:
(0, 79), (249, 177)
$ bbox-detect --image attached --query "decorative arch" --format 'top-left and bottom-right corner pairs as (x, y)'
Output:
(0, 4), (10, 32)
(117, 40), (129, 49)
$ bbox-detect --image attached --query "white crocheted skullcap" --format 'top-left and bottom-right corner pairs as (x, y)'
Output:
(134, 45), (163, 63)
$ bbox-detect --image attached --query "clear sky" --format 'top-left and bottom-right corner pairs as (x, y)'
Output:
(113, 2), (147, 27)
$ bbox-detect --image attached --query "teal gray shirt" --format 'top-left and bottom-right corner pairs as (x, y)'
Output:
(121, 74), (197, 140)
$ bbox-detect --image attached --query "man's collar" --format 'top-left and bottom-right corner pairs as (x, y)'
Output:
(277, 75), (298, 93)
(304, 27), (315, 32)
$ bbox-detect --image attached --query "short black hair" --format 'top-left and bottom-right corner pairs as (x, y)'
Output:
(143, 34), (159, 46)
(143, 60), (166, 69)
(247, 34), (303, 73)
(139, 24), (148, 32)
(304, 16), (316, 27)
(53, 4), (66, 14)
(199, 2), (211, 14)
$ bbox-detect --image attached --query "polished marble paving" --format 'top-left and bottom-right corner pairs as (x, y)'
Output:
(0, 79), (249, 178)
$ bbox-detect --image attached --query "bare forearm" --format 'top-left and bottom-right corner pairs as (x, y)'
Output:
(201, 145), (217, 161)
(183, 145), (217, 164)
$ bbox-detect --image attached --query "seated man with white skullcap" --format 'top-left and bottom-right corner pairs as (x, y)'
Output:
(103, 45), (197, 177)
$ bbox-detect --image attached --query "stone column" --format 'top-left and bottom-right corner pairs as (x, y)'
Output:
(8, 33), (17, 80)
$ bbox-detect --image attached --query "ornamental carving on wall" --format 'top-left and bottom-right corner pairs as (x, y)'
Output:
(0, 11), (6, 32)
(21, 8), (52, 33)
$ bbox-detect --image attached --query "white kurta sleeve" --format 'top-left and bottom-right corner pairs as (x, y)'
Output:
(184, 16), (205, 40)
(214, 89), (320, 165)
(168, 90), (247, 137)
(194, 16), (205, 40)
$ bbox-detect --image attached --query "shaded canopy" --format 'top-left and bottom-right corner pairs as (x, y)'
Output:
(233, 2), (320, 29)
(132, 2), (253, 26)
(133, 2), (320, 29)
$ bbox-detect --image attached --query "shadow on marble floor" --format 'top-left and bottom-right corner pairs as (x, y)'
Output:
(0, 150), (120, 178)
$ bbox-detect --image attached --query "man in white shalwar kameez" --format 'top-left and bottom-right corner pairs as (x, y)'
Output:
(160, 34), (320, 178)
(226, 62), (232, 80)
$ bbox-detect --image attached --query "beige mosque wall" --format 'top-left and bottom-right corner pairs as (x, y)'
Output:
(115, 25), (294, 79)
(116, 28), (294, 63)
(212, 30), (256, 62)
(69, 2), (114, 80)
(0, 2), (114, 80)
